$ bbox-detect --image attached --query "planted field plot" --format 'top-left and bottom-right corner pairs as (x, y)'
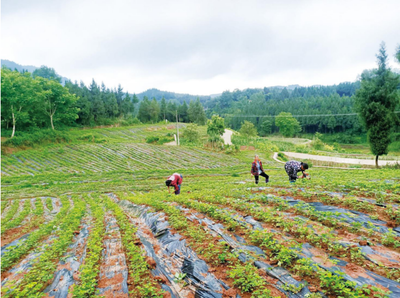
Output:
(1, 143), (239, 176)
(2, 180), (400, 298)
(2, 124), (400, 297)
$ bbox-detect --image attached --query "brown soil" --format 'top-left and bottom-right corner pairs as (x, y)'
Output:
(97, 273), (125, 288)
(1, 223), (39, 246)
(365, 249), (400, 268)
(240, 146), (255, 151)
(308, 247), (336, 268)
(222, 288), (238, 298)
(249, 190), (400, 251)
(153, 244), (161, 254)
(1, 145), (32, 155)
(145, 256), (157, 269)
(57, 263), (73, 271)
(344, 263), (370, 279)
(100, 288), (128, 298)
(154, 275), (168, 284)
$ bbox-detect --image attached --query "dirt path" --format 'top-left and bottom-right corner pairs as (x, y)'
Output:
(222, 129), (233, 145)
(281, 152), (400, 166)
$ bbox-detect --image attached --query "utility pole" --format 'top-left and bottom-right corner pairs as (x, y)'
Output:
(176, 110), (180, 146)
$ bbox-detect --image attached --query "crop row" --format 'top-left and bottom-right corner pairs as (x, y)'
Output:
(116, 191), (400, 297)
(116, 193), (282, 297)
(1, 143), (239, 176)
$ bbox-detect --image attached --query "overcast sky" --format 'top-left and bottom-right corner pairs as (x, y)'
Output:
(2, 0), (400, 95)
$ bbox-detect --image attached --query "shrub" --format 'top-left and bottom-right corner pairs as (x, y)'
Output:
(120, 117), (141, 126)
(145, 136), (159, 144)
(3, 129), (71, 148)
(157, 136), (174, 145)
(278, 152), (288, 161)
(311, 138), (324, 150)
(183, 124), (200, 143)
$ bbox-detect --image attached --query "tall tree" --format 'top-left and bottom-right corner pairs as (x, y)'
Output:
(279, 87), (290, 100)
(120, 92), (135, 117)
(188, 98), (207, 124)
(207, 115), (225, 136)
(355, 43), (400, 167)
(178, 100), (189, 122)
(115, 84), (124, 115)
(160, 97), (167, 121)
(101, 83), (119, 118)
(37, 78), (79, 130)
(138, 96), (151, 122)
(149, 98), (161, 123)
(239, 121), (258, 138)
(89, 79), (105, 121)
(32, 66), (61, 83)
(1, 68), (37, 137)
(275, 112), (301, 137)
(166, 101), (178, 122)
(260, 119), (273, 136)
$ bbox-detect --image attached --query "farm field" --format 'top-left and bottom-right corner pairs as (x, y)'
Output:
(1, 124), (400, 298)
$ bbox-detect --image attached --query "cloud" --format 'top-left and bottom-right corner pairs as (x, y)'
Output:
(2, 0), (400, 94)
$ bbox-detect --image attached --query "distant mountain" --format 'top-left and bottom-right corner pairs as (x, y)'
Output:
(136, 88), (212, 104)
(209, 93), (222, 98)
(268, 84), (301, 90)
(1, 59), (37, 73)
(1, 59), (69, 85)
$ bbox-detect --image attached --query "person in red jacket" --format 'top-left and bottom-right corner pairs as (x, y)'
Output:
(251, 155), (269, 184)
(165, 173), (183, 195)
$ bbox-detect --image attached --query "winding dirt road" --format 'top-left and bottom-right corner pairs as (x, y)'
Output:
(280, 151), (400, 166)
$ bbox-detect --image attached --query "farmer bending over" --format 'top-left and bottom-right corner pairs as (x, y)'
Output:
(251, 155), (269, 184)
(166, 173), (183, 195)
(284, 160), (309, 183)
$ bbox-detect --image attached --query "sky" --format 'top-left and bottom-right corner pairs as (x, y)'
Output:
(2, 0), (400, 95)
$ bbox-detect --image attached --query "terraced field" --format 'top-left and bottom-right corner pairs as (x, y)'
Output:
(1, 124), (400, 297)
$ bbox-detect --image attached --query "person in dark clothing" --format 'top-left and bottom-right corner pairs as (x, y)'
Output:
(284, 160), (309, 183)
(165, 173), (183, 195)
(251, 155), (269, 184)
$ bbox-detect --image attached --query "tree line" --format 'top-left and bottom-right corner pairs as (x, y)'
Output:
(1, 66), (208, 137)
(137, 97), (206, 124)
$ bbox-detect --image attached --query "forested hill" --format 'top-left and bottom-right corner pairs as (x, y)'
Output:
(1, 60), (69, 85)
(3, 59), (379, 137)
(137, 88), (212, 105)
(207, 82), (364, 134)
(1, 59), (37, 73)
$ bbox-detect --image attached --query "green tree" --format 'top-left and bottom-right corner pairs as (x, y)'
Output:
(160, 97), (167, 121)
(120, 92), (135, 117)
(188, 98), (207, 124)
(89, 79), (105, 121)
(32, 66), (61, 83)
(149, 98), (161, 123)
(207, 115), (225, 148)
(396, 44), (400, 63)
(260, 119), (272, 136)
(183, 123), (200, 143)
(166, 101), (178, 122)
(1, 68), (38, 137)
(355, 43), (400, 167)
(37, 78), (79, 130)
(275, 112), (301, 137)
(239, 120), (258, 138)
(178, 100), (189, 122)
(101, 83), (119, 118)
(207, 115), (225, 136)
(138, 97), (151, 122)
(279, 87), (290, 100)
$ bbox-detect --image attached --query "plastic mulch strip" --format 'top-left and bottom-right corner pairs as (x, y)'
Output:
(117, 199), (239, 298)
